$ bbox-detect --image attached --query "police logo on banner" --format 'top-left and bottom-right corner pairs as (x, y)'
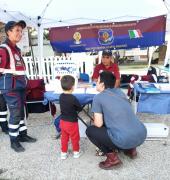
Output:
(98, 29), (113, 45)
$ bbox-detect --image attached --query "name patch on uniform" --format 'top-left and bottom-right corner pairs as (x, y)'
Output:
(99, 70), (103, 74)
(14, 54), (20, 61)
(14, 54), (22, 66)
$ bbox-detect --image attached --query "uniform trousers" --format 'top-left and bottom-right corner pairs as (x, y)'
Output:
(0, 94), (8, 130)
(2, 89), (27, 140)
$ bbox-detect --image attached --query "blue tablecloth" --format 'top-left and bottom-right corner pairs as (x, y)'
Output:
(134, 83), (170, 114)
(44, 91), (95, 106)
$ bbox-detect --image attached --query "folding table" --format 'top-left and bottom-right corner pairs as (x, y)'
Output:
(133, 83), (170, 144)
(43, 87), (98, 137)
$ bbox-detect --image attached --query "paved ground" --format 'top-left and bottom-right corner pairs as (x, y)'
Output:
(0, 107), (170, 180)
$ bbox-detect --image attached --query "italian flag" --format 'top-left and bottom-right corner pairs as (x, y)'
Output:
(128, 29), (143, 39)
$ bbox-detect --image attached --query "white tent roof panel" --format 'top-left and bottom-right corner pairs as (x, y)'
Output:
(0, 0), (169, 73)
(0, 0), (168, 28)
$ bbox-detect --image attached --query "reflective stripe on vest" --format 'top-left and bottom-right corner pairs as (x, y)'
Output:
(0, 44), (25, 75)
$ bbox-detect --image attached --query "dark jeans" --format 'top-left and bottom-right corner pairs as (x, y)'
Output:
(86, 125), (117, 153)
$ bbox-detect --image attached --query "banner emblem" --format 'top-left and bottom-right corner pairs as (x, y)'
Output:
(98, 29), (113, 45)
(73, 32), (82, 44)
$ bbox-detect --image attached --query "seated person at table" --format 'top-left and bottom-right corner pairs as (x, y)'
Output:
(86, 71), (147, 170)
(92, 50), (120, 87)
(59, 75), (83, 160)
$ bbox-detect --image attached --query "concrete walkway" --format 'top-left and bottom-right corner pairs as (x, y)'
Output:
(0, 110), (170, 180)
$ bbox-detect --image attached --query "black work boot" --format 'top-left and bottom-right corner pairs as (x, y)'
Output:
(19, 134), (37, 143)
(2, 128), (8, 134)
(0, 121), (8, 134)
(11, 139), (25, 152)
(0, 169), (3, 174)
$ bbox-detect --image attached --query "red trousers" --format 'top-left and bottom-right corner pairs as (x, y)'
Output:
(60, 120), (80, 152)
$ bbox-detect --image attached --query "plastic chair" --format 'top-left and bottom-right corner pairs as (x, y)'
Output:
(26, 79), (51, 114)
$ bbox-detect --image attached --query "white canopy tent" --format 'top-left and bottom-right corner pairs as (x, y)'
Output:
(0, 0), (169, 75)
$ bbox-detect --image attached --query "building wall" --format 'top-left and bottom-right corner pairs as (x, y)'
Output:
(159, 45), (167, 62)
(32, 44), (54, 57)
(0, 22), (6, 44)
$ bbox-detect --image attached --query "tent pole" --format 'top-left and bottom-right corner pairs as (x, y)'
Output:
(147, 47), (151, 69)
(164, 34), (170, 66)
(40, 0), (54, 18)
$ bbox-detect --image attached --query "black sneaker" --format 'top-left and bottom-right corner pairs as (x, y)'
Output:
(0, 168), (7, 174)
(1, 122), (8, 134)
(2, 129), (8, 135)
(19, 135), (37, 143)
(11, 140), (25, 152)
(0, 169), (3, 174)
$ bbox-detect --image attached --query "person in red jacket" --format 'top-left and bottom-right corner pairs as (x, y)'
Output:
(92, 50), (120, 87)
(0, 20), (36, 152)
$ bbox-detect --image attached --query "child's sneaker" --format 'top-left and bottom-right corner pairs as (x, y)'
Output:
(61, 152), (68, 160)
(73, 151), (82, 158)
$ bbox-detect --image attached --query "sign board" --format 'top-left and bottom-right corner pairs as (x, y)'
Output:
(49, 15), (166, 53)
